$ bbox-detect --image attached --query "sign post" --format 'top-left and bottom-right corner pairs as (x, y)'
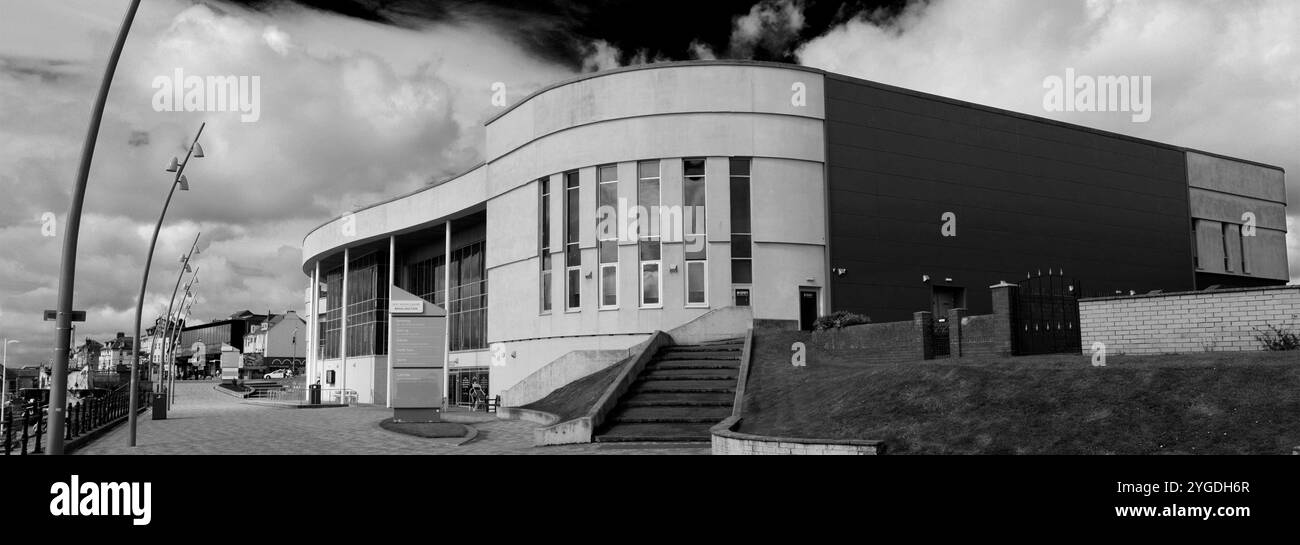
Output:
(388, 286), (446, 422)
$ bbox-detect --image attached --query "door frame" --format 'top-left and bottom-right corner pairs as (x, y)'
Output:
(798, 286), (821, 331)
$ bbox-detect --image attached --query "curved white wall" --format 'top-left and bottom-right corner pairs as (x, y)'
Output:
(300, 62), (830, 401)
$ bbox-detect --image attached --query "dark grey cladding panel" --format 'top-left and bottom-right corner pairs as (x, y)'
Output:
(824, 77), (1194, 322)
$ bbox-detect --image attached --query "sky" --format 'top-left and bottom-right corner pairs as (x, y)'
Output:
(0, 0), (1296, 365)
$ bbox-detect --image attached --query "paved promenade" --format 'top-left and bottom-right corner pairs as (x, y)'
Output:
(73, 381), (708, 455)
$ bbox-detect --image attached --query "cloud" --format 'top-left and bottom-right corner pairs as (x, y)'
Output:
(797, 0), (1299, 282)
(0, 0), (571, 364)
(729, 0), (806, 59)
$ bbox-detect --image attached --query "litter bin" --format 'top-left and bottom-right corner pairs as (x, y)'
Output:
(309, 383), (322, 405)
(151, 393), (167, 420)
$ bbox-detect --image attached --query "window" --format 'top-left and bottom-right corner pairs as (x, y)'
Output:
(683, 158), (707, 306)
(448, 241), (487, 352)
(730, 158), (753, 301)
(686, 261), (707, 305)
(564, 171), (582, 310)
(345, 250), (389, 357)
(597, 165), (619, 308)
(539, 177), (552, 312)
(1221, 223), (1232, 272)
(402, 254), (445, 306)
(318, 267), (343, 359)
(638, 160), (662, 307)
(1240, 226), (1250, 274)
(1191, 221), (1200, 269)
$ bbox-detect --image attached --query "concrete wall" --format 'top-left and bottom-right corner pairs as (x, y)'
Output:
(1187, 152), (1288, 282)
(1080, 285), (1300, 354)
(712, 427), (884, 455)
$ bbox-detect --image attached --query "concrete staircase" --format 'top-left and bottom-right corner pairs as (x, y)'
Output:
(594, 338), (743, 443)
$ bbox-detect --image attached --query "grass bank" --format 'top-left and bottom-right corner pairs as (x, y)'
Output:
(739, 330), (1300, 454)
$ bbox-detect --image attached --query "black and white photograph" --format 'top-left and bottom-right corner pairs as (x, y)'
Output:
(0, 0), (1297, 529)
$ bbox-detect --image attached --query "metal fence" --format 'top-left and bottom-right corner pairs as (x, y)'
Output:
(2, 385), (149, 455)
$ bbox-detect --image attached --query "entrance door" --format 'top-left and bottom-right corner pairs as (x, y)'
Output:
(931, 286), (962, 319)
(798, 289), (819, 331)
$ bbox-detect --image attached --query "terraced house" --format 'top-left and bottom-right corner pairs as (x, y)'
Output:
(300, 60), (1287, 412)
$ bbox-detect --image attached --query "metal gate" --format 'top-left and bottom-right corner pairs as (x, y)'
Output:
(931, 320), (950, 356)
(1012, 270), (1082, 355)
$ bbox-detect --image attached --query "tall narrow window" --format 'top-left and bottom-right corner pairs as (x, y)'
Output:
(345, 250), (389, 357)
(684, 158), (707, 306)
(638, 160), (662, 307)
(539, 177), (552, 313)
(1221, 223), (1232, 272)
(564, 171), (582, 310)
(729, 158), (752, 306)
(448, 241), (487, 351)
(1240, 226), (1250, 274)
(319, 267), (343, 359)
(1191, 221), (1200, 269)
(597, 165), (619, 309)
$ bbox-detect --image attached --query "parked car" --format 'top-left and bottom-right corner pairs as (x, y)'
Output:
(263, 369), (293, 379)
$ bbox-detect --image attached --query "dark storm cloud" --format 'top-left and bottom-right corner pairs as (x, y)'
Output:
(217, 0), (911, 66)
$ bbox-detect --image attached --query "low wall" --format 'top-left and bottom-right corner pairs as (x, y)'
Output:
(805, 317), (927, 363)
(947, 310), (1014, 358)
(711, 418), (885, 455)
(1080, 285), (1300, 354)
(497, 334), (651, 407)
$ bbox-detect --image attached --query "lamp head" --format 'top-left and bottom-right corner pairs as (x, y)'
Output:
(192, 142), (205, 158)
(178, 174), (189, 191)
(165, 157), (180, 172)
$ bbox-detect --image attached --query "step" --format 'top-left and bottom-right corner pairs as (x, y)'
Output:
(595, 422), (714, 443)
(656, 351), (741, 361)
(620, 392), (734, 407)
(640, 368), (738, 381)
(610, 406), (732, 423)
(662, 345), (742, 353)
(646, 359), (740, 370)
(631, 379), (736, 394)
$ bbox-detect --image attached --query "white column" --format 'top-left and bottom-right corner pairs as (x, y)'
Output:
(386, 235), (396, 408)
(443, 220), (452, 410)
(340, 247), (349, 392)
(309, 262), (319, 389)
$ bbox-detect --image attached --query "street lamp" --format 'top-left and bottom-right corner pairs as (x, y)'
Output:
(128, 122), (206, 447)
(47, 0), (142, 456)
(156, 234), (200, 389)
(167, 274), (198, 408)
(3, 339), (19, 431)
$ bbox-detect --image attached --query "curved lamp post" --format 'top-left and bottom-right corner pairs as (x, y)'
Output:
(47, 0), (142, 456)
(167, 273), (199, 407)
(127, 123), (206, 447)
(156, 234), (201, 388)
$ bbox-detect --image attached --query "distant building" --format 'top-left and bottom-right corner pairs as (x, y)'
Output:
(242, 310), (307, 372)
(71, 338), (102, 371)
(177, 310), (269, 378)
(98, 332), (134, 372)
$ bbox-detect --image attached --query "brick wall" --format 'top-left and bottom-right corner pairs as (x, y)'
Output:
(946, 283), (1017, 358)
(1080, 285), (1300, 354)
(800, 313), (929, 364)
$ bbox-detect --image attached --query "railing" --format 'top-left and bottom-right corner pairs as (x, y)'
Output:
(324, 389), (358, 405)
(2, 385), (149, 455)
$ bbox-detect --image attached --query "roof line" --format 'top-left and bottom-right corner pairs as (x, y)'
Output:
(485, 59), (828, 125)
